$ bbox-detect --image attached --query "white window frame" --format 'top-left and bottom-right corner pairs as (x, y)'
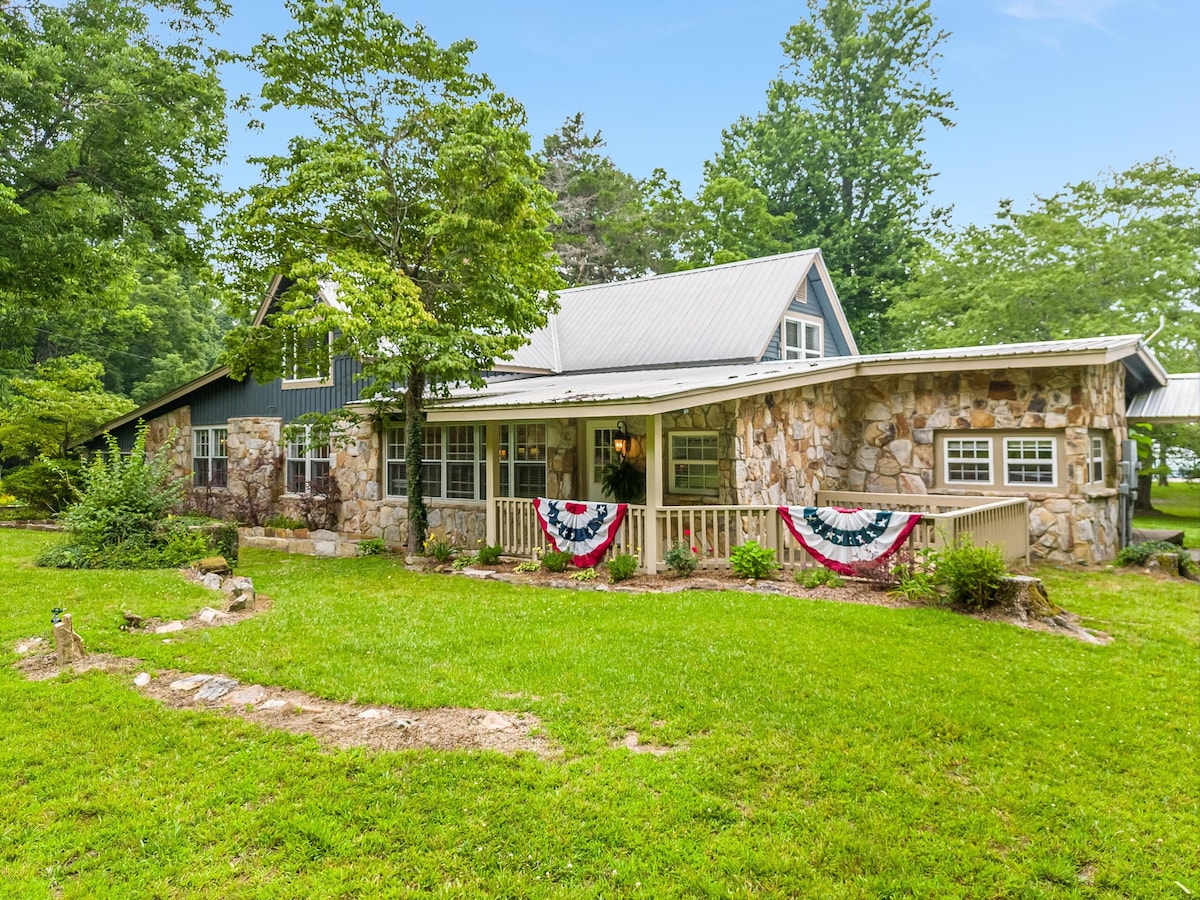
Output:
(282, 330), (332, 386)
(499, 423), (547, 499)
(192, 426), (228, 488)
(1089, 435), (1105, 484)
(285, 425), (332, 494)
(943, 437), (994, 485)
(783, 316), (823, 360)
(385, 423), (485, 502)
(669, 431), (720, 496)
(1003, 437), (1057, 487)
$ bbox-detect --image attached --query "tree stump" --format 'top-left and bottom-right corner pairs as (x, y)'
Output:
(998, 576), (1060, 623)
(53, 613), (86, 665)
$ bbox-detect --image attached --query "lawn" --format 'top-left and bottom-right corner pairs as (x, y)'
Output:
(1134, 480), (1200, 548)
(1, 529), (1196, 898)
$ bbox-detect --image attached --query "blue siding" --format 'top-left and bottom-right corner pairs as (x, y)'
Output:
(107, 355), (364, 451)
(759, 274), (854, 362)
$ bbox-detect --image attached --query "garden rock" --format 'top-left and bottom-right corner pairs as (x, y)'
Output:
(133, 672), (151, 687)
(201, 573), (223, 591)
(155, 620), (186, 634)
(170, 674), (212, 691)
(195, 677), (239, 701)
(225, 685), (267, 706)
(197, 557), (230, 575)
(197, 606), (227, 624)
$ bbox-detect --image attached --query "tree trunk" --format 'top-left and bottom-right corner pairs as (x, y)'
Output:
(1135, 473), (1154, 512)
(1156, 438), (1169, 487)
(404, 369), (428, 556)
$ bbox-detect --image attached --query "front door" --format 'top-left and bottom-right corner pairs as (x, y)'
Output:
(585, 420), (621, 501)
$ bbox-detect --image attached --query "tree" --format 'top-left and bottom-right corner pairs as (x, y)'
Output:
(679, 175), (794, 269)
(706, 0), (953, 350)
(887, 158), (1200, 373)
(0, 355), (134, 461)
(538, 114), (685, 284)
(222, 0), (562, 553)
(0, 0), (228, 382)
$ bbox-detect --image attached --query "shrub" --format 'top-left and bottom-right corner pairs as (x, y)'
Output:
(476, 543), (503, 565)
(568, 566), (597, 582)
(664, 540), (700, 576)
(358, 537), (388, 556)
(847, 556), (898, 587)
(264, 514), (307, 530)
(514, 558), (541, 573)
(940, 536), (1007, 608)
(607, 552), (639, 583)
(795, 566), (845, 588)
(887, 547), (942, 603)
(541, 549), (573, 573)
(1116, 540), (1194, 575)
(3, 459), (82, 514)
(422, 532), (456, 563)
(730, 540), (779, 579)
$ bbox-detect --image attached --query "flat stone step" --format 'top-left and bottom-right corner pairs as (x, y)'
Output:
(1131, 528), (1185, 546)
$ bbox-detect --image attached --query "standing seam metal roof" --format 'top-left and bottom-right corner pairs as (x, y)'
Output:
(1127, 374), (1200, 422)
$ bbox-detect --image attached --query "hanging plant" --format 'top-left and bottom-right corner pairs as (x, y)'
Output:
(600, 458), (646, 504)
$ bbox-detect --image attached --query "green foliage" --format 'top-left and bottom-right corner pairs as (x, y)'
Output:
(263, 514), (307, 531)
(939, 537), (1008, 608)
(730, 540), (780, 579)
(568, 566), (597, 582)
(2, 459), (83, 514)
(513, 558), (542, 573)
(0, 356), (134, 461)
(476, 543), (503, 565)
(664, 541), (701, 577)
(707, 0), (953, 351)
(606, 552), (639, 583)
(540, 550), (574, 573)
(222, 0), (562, 554)
(0, 0), (228, 385)
(888, 555), (942, 603)
(680, 175), (794, 269)
(422, 533), (456, 564)
(1116, 540), (1194, 575)
(795, 566), (845, 588)
(599, 457), (646, 503)
(888, 158), (1200, 371)
(357, 537), (388, 556)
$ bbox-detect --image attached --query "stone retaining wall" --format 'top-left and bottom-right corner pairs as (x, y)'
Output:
(238, 526), (362, 558)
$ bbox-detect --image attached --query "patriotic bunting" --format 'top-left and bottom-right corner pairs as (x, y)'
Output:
(778, 506), (922, 576)
(533, 498), (628, 568)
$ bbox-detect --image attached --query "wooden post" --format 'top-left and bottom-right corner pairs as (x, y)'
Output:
(485, 423), (500, 547)
(53, 613), (86, 665)
(644, 413), (662, 574)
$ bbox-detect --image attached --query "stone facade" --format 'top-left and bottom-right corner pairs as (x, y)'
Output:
(660, 402), (739, 505)
(143, 406), (191, 475)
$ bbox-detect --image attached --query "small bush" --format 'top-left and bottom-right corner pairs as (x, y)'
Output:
(514, 558), (541, 573)
(358, 537), (387, 556)
(423, 532), (456, 563)
(1116, 540), (1193, 575)
(3, 459), (82, 514)
(940, 536), (1007, 608)
(569, 566), (597, 582)
(664, 541), (700, 576)
(730, 541), (779, 579)
(264, 514), (307, 531)
(847, 556), (898, 587)
(607, 552), (639, 583)
(795, 566), (845, 588)
(476, 543), (503, 565)
(541, 549), (573, 573)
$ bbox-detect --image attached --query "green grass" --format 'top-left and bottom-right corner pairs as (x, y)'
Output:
(1134, 480), (1200, 547)
(1, 529), (1197, 897)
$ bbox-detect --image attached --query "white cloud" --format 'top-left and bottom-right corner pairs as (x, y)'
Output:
(1000, 0), (1122, 29)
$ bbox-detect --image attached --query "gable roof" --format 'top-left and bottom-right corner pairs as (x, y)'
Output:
(1127, 373), (1200, 423)
(499, 250), (857, 374)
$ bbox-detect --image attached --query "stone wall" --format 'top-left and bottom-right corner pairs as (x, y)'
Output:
(545, 418), (576, 500)
(661, 402), (738, 505)
(144, 407), (191, 476)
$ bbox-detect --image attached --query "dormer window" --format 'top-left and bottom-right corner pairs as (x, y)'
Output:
(283, 330), (332, 385)
(784, 317), (822, 360)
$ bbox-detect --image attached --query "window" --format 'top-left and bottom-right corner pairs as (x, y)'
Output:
(1089, 435), (1105, 483)
(783, 317), (822, 360)
(193, 427), (228, 488)
(669, 431), (719, 495)
(1004, 438), (1056, 486)
(386, 424), (485, 501)
(283, 330), (331, 382)
(944, 438), (993, 484)
(499, 423), (546, 498)
(285, 426), (331, 493)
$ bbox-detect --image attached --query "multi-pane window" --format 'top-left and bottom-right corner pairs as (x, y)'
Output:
(283, 330), (331, 382)
(669, 432), (719, 495)
(285, 426), (331, 493)
(499, 423), (546, 498)
(944, 438), (993, 484)
(1089, 435), (1105, 483)
(783, 318), (822, 360)
(193, 427), (228, 488)
(1004, 438), (1056, 486)
(386, 424), (485, 501)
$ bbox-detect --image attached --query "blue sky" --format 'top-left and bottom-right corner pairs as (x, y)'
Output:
(214, 0), (1199, 227)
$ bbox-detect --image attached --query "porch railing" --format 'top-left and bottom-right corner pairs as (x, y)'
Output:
(494, 493), (1030, 572)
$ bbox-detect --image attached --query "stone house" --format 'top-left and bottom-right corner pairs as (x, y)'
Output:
(88, 251), (1170, 568)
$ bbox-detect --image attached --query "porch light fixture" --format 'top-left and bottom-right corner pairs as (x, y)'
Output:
(612, 421), (630, 459)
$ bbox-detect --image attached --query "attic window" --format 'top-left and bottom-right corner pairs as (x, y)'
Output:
(283, 330), (332, 383)
(784, 317), (822, 360)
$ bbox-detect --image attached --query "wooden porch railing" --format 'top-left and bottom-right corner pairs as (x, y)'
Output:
(494, 493), (1030, 572)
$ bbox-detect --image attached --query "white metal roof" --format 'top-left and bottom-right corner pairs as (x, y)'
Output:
(1127, 373), (1200, 423)
(412, 335), (1166, 421)
(501, 250), (854, 373)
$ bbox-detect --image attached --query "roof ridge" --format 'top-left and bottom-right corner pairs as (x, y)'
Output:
(557, 249), (820, 295)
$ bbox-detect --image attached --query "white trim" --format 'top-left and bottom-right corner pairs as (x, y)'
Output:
(384, 422), (486, 502)
(943, 437), (994, 486)
(668, 430), (720, 496)
(782, 315), (823, 360)
(1088, 434), (1105, 484)
(285, 425), (332, 494)
(1003, 437), (1057, 487)
(192, 426), (228, 489)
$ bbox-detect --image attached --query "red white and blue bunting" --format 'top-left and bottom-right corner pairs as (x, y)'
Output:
(533, 498), (629, 568)
(778, 506), (922, 576)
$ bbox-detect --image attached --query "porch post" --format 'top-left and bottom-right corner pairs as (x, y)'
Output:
(485, 423), (499, 546)
(644, 413), (662, 574)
